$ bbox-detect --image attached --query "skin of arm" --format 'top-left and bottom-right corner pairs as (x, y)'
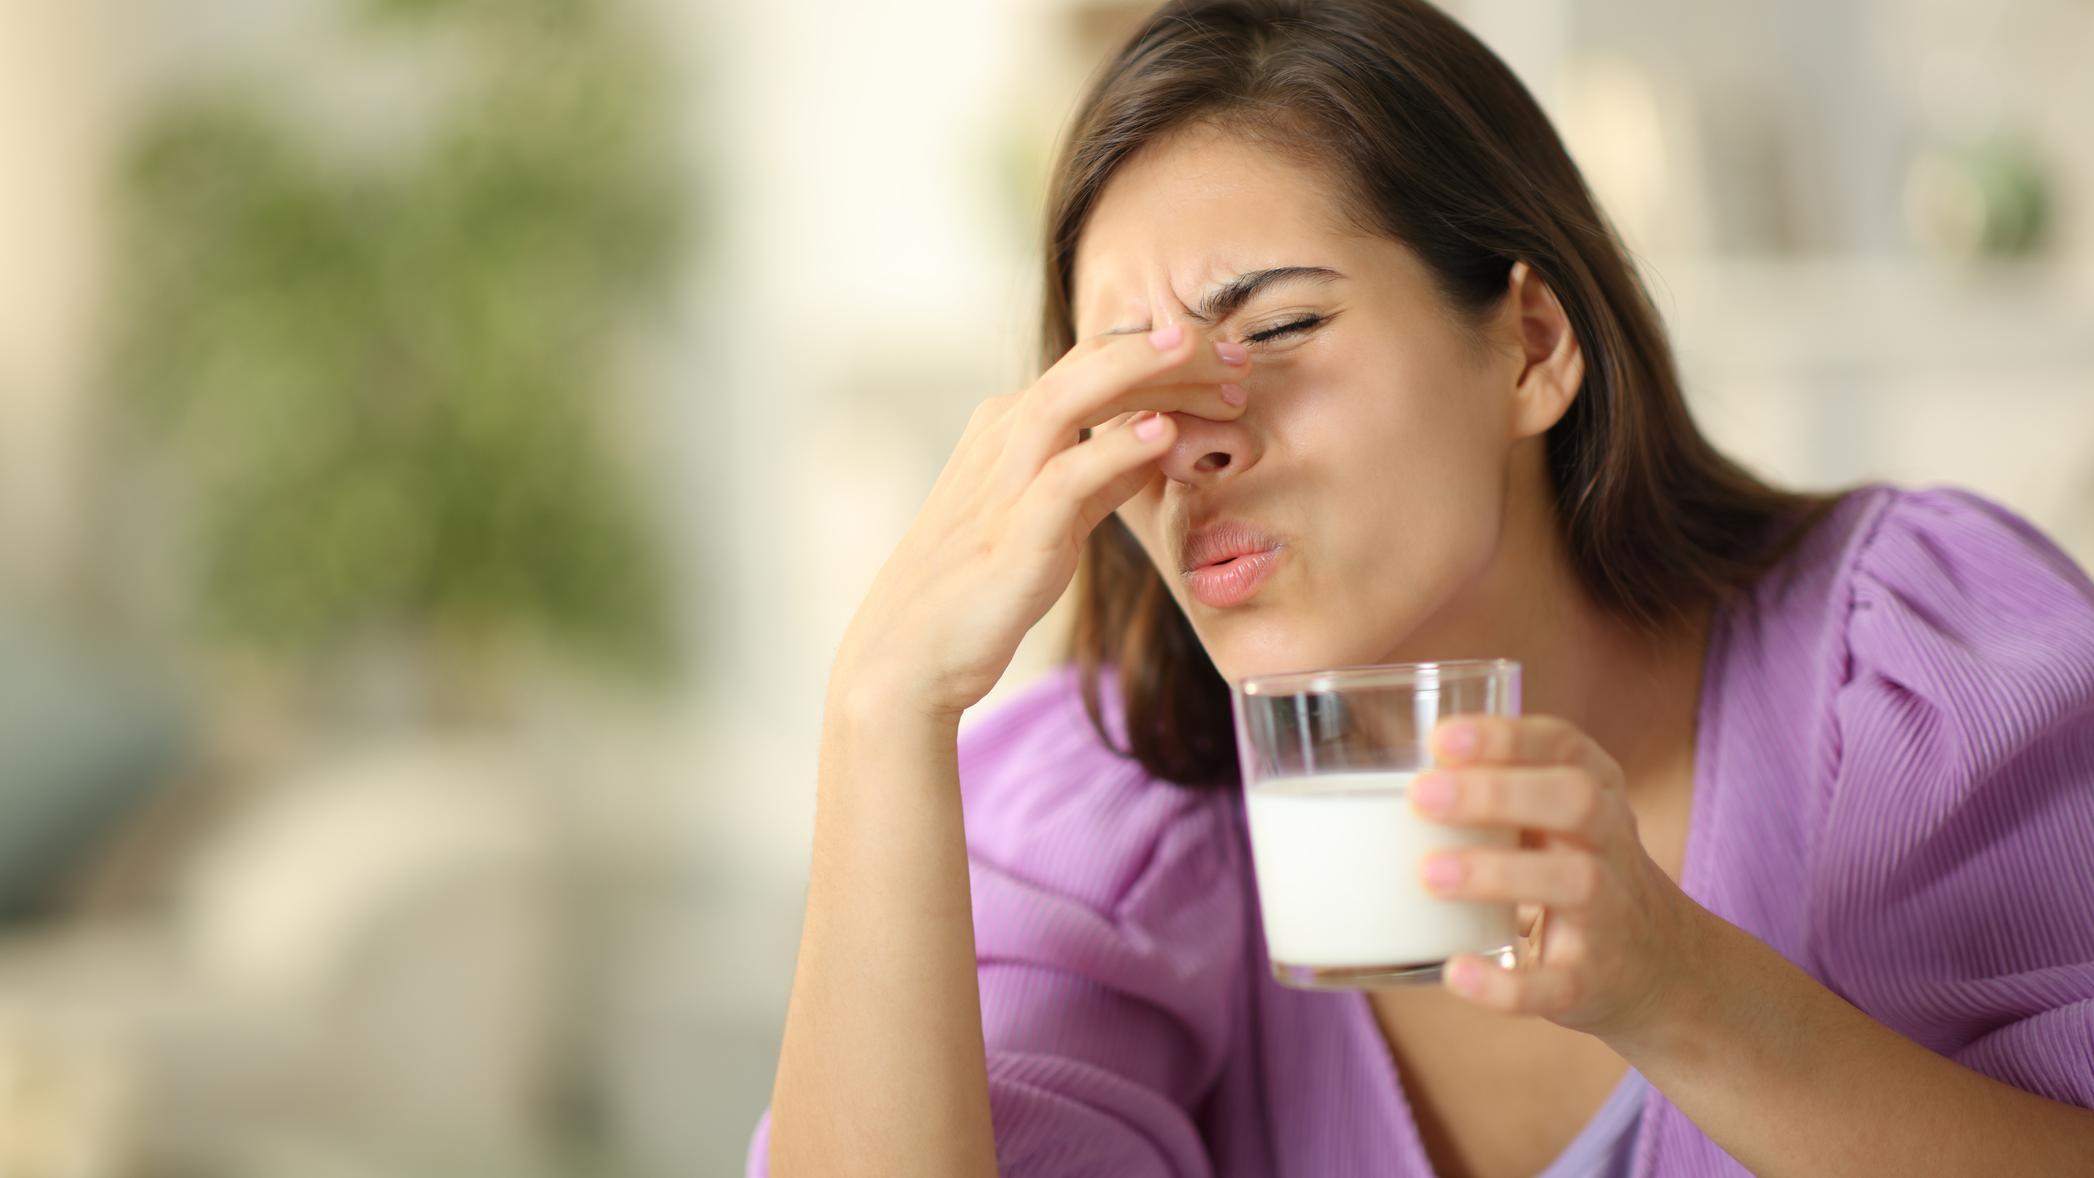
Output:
(764, 679), (999, 1178)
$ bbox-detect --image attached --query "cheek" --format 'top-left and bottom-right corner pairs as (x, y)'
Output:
(1299, 346), (1509, 616)
(1295, 339), (1504, 490)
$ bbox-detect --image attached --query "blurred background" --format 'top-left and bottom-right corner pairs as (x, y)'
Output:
(1, 0), (2090, 1173)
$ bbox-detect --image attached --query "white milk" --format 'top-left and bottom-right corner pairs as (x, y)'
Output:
(1244, 771), (1515, 969)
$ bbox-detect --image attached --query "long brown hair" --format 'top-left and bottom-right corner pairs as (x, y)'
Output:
(1046, 0), (1837, 788)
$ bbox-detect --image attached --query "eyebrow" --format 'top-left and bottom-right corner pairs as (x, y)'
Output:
(1096, 266), (1345, 336)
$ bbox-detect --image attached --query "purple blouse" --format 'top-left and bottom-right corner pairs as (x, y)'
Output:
(748, 485), (2094, 1175)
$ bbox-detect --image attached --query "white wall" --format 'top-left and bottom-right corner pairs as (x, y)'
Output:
(0, 5), (113, 611)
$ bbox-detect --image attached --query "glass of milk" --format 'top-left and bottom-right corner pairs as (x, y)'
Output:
(1232, 660), (1520, 989)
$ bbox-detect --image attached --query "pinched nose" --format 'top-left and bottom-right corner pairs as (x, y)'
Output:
(1158, 408), (1260, 485)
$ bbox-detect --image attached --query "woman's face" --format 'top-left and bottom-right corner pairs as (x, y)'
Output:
(1072, 124), (1567, 682)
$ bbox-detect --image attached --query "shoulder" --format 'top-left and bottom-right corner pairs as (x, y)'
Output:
(957, 664), (1236, 916)
(1822, 485), (2094, 771)
(1725, 483), (2094, 895)
(1747, 482), (2094, 782)
(1744, 484), (2094, 717)
(1791, 488), (2094, 1051)
(1841, 484), (2094, 649)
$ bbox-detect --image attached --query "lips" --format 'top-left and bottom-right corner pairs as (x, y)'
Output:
(1180, 518), (1286, 608)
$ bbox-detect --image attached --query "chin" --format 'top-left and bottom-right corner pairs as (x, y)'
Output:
(1193, 613), (1391, 685)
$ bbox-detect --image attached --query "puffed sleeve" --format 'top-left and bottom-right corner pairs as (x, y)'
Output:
(1811, 487), (2094, 1107)
(748, 666), (1242, 1175)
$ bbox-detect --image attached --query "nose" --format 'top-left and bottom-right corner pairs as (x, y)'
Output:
(1157, 408), (1261, 486)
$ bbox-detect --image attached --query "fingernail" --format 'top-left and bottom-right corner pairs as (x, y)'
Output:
(1220, 382), (1246, 405)
(1148, 324), (1184, 350)
(1411, 772), (1455, 814)
(1447, 957), (1484, 994)
(1132, 411), (1167, 441)
(1214, 340), (1248, 365)
(1421, 853), (1464, 894)
(1437, 723), (1478, 761)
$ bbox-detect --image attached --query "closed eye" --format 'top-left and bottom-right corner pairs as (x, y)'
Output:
(1246, 314), (1326, 344)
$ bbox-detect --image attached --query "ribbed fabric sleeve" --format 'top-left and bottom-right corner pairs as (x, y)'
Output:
(1811, 487), (2094, 1106)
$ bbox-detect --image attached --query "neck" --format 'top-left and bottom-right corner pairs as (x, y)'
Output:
(1384, 446), (1713, 788)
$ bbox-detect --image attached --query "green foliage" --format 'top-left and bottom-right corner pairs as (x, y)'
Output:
(113, 0), (687, 680)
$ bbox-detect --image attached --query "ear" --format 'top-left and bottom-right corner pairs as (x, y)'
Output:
(1503, 261), (1584, 439)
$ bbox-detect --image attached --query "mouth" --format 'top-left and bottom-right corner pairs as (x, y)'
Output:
(1185, 546), (1285, 608)
(1179, 518), (1287, 609)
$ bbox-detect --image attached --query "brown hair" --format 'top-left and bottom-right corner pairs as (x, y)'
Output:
(1046, 0), (1838, 788)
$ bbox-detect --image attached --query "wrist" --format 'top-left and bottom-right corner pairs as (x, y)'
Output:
(826, 662), (968, 736)
(1603, 900), (1741, 1068)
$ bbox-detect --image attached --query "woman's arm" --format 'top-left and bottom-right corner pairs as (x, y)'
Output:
(1415, 712), (2094, 1176)
(759, 323), (1250, 1175)
(765, 684), (997, 1177)
(1617, 488), (2094, 1174)
(1614, 905), (2094, 1176)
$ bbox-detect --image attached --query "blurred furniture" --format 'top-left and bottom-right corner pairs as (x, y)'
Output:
(0, 620), (181, 920)
(0, 740), (569, 1178)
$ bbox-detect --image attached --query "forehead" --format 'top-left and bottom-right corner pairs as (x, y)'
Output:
(1072, 126), (1354, 329)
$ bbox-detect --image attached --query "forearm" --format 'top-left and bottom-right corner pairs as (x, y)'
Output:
(1613, 911), (2094, 1176)
(767, 681), (998, 1178)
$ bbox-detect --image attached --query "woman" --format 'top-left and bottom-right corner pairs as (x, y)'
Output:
(753, 1), (2094, 1174)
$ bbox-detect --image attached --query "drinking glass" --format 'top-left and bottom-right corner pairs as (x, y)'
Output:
(1231, 659), (1521, 989)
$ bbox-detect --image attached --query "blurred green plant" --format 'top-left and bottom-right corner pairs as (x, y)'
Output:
(112, 0), (688, 685)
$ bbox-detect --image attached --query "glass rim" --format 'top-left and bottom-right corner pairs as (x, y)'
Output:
(1234, 658), (1518, 697)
